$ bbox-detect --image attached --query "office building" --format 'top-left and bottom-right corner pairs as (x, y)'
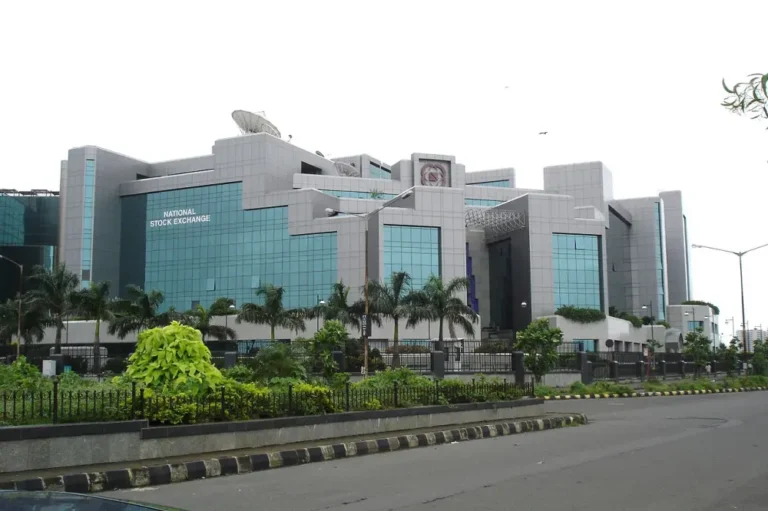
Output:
(51, 112), (694, 348)
(0, 190), (59, 302)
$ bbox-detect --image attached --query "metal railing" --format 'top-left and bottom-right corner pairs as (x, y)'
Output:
(0, 380), (534, 426)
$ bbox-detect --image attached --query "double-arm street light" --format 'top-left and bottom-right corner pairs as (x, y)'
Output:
(326, 187), (415, 376)
(693, 242), (768, 370)
(0, 255), (23, 358)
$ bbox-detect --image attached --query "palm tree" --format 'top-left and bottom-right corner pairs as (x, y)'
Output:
(407, 275), (478, 352)
(367, 271), (414, 368)
(236, 284), (306, 342)
(185, 297), (237, 342)
(314, 281), (360, 330)
(70, 281), (114, 373)
(26, 264), (79, 354)
(0, 296), (50, 352)
(107, 285), (168, 339)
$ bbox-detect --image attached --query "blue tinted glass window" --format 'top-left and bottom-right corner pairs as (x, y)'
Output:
(654, 202), (666, 320)
(0, 196), (25, 245)
(465, 198), (504, 207)
(81, 159), (96, 288)
(687, 321), (704, 331)
(467, 180), (509, 188)
(552, 233), (603, 311)
(369, 163), (391, 180)
(383, 225), (440, 289)
(135, 183), (336, 311)
(320, 190), (397, 200)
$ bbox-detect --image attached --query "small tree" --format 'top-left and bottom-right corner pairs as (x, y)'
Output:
(647, 338), (663, 356)
(682, 328), (711, 377)
(125, 321), (223, 395)
(301, 319), (348, 380)
(515, 319), (563, 383)
(752, 339), (768, 376)
(0, 296), (50, 354)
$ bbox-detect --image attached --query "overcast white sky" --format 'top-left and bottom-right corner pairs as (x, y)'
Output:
(1, 0), (766, 339)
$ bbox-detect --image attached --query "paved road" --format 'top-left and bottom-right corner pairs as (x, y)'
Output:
(105, 393), (768, 511)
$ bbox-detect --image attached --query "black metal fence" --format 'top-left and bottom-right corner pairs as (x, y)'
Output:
(0, 380), (534, 426)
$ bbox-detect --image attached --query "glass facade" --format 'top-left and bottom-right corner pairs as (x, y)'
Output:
(81, 159), (96, 288)
(0, 193), (59, 302)
(467, 180), (510, 188)
(552, 234), (603, 311)
(465, 198), (503, 207)
(383, 225), (440, 289)
(687, 321), (704, 331)
(369, 163), (391, 180)
(0, 196), (25, 245)
(321, 190), (397, 200)
(574, 339), (596, 352)
(654, 202), (666, 320)
(120, 183), (337, 312)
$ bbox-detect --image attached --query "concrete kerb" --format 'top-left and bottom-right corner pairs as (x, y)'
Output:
(542, 386), (768, 400)
(2, 413), (588, 494)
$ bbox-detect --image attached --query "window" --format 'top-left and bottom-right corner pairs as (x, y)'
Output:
(301, 162), (322, 175)
(369, 161), (391, 180)
(465, 198), (503, 207)
(574, 339), (596, 352)
(81, 159), (96, 289)
(320, 190), (398, 200)
(121, 183), (337, 312)
(467, 180), (510, 188)
(687, 321), (704, 331)
(0, 196), (25, 245)
(552, 234), (603, 311)
(383, 225), (440, 289)
(654, 203), (666, 320)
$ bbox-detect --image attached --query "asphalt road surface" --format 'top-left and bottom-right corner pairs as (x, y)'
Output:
(105, 393), (768, 511)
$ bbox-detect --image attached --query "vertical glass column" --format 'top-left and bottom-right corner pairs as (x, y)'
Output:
(81, 159), (96, 288)
(552, 233), (603, 311)
(654, 203), (666, 320)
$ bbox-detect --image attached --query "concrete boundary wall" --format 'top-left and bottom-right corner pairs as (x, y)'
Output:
(0, 399), (543, 474)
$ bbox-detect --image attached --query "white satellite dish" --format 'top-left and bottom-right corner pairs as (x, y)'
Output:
(232, 110), (282, 138)
(334, 161), (360, 177)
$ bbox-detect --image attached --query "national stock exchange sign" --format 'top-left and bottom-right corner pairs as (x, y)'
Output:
(149, 208), (211, 228)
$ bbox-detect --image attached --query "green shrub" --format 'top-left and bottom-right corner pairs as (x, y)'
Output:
(0, 356), (49, 392)
(533, 385), (558, 397)
(352, 367), (433, 390)
(125, 322), (223, 395)
(555, 306), (606, 324)
(385, 344), (431, 354)
(222, 364), (256, 383)
(103, 357), (128, 374)
(362, 398), (383, 410)
(245, 342), (308, 382)
(474, 342), (511, 353)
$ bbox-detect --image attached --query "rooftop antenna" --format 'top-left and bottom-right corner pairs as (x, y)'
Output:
(231, 110), (281, 138)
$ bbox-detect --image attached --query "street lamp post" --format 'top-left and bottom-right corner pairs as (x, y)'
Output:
(693, 242), (768, 375)
(225, 303), (236, 330)
(316, 298), (326, 332)
(0, 255), (23, 358)
(642, 300), (654, 379)
(326, 187), (415, 376)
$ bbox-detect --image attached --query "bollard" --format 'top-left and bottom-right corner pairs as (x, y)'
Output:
(224, 351), (238, 369)
(679, 360), (686, 378)
(431, 351), (445, 379)
(636, 360), (645, 380)
(585, 361), (594, 384)
(610, 361), (619, 382)
(661, 360), (667, 380)
(512, 351), (525, 387)
(52, 377), (59, 424)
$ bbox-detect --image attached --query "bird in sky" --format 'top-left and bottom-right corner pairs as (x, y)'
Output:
(539, 131), (548, 135)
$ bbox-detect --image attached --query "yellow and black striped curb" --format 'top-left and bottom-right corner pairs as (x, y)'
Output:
(1, 413), (588, 494)
(543, 386), (768, 400)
